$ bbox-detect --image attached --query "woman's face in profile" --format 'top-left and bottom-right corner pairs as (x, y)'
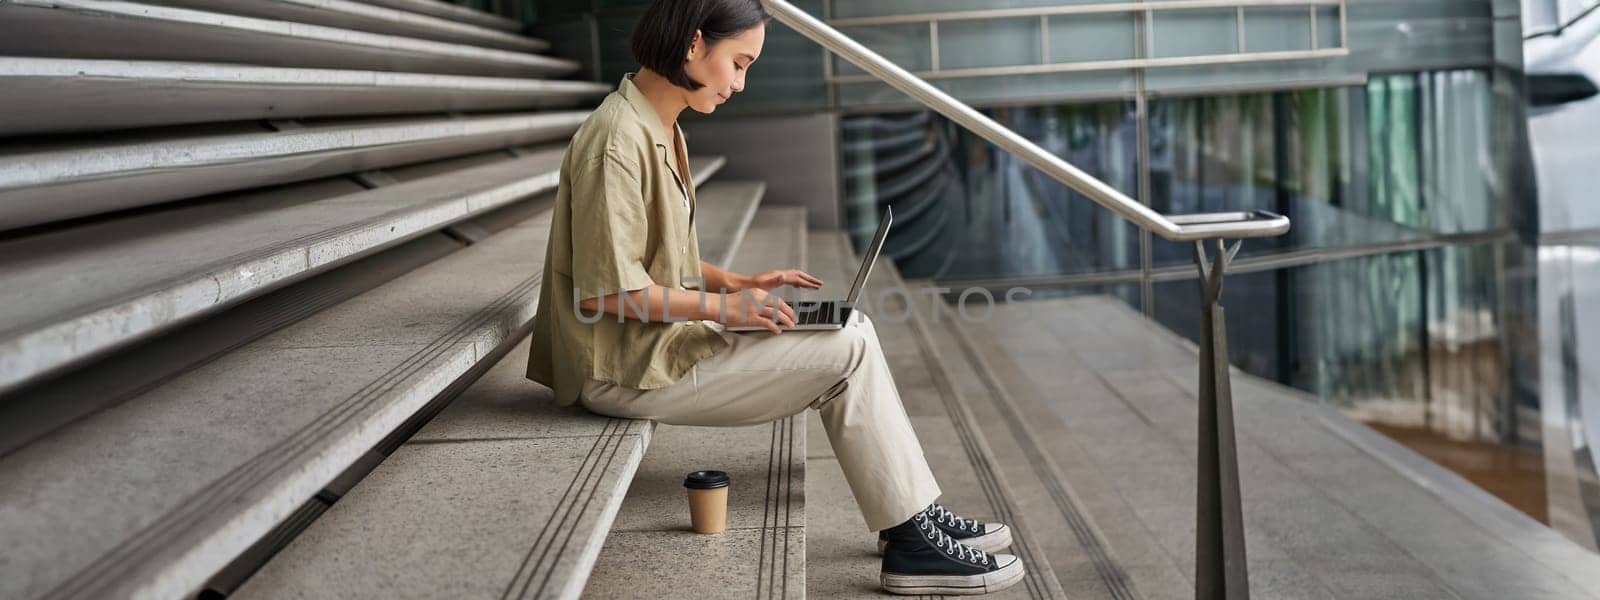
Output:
(683, 24), (765, 114)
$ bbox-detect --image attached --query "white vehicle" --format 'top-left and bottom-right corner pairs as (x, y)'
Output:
(1527, 2), (1600, 232)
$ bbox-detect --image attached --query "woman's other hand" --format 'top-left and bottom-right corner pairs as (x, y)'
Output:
(747, 269), (823, 291)
(718, 287), (796, 334)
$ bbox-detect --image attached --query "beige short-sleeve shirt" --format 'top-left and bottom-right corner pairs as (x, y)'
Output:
(527, 73), (729, 406)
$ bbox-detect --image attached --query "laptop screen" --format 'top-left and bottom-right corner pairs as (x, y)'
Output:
(846, 207), (892, 304)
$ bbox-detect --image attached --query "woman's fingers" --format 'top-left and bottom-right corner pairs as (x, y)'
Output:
(789, 270), (823, 289)
(755, 269), (822, 290)
(760, 310), (783, 334)
(763, 303), (796, 328)
(775, 296), (797, 324)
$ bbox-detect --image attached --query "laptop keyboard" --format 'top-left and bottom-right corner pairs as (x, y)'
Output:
(793, 301), (850, 325)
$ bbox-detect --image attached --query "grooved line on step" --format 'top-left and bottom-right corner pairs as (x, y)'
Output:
(946, 312), (1141, 600)
(905, 305), (1047, 600)
(757, 419), (776, 598)
(528, 418), (637, 598)
(785, 414), (798, 598)
(775, 415), (788, 599)
(503, 417), (638, 599)
(755, 414), (798, 599)
(852, 235), (1051, 598)
(502, 418), (618, 597)
(47, 272), (543, 599)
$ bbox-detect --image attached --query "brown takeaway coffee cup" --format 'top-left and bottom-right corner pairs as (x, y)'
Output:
(684, 470), (730, 534)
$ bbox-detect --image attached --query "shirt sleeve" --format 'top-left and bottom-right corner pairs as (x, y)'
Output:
(569, 150), (657, 303)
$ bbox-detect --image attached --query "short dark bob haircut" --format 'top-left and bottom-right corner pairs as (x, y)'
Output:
(630, 0), (770, 91)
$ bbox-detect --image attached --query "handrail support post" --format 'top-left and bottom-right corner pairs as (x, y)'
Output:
(1193, 238), (1250, 600)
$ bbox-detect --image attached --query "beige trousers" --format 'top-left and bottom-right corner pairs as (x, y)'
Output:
(580, 312), (942, 531)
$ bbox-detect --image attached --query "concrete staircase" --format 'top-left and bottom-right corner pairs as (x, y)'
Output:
(0, 2), (779, 598)
(230, 188), (776, 600)
(0, 2), (1084, 598)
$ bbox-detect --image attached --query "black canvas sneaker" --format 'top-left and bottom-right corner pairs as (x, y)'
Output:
(877, 503), (1012, 554)
(879, 511), (1025, 595)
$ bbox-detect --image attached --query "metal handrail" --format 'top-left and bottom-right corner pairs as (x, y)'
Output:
(762, 0), (1291, 242)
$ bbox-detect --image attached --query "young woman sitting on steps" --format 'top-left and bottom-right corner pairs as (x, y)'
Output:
(524, 0), (1025, 594)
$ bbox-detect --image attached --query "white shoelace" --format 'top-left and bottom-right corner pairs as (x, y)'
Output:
(917, 514), (988, 565)
(927, 504), (982, 534)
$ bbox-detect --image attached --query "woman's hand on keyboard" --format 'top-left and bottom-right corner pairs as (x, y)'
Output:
(717, 288), (797, 334)
(747, 269), (823, 292)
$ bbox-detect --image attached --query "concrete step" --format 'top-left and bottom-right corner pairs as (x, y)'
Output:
(0, 111), (588, 231)
(693, 180), (767, 268)
(0, 146), (559, 397)
(0, 156), (728, 460)
(0, 154), (733, 600)
(725, 206), (808, 279)
(0, 57), (610, 136)
(233, 335), (654, 600)
(0, 201), (557, 599)
(892, 278), (1121, 600)
(944, 295), (1600, 599)
(352, 0), (523, 33)
(790, 230), (878, 600)
(141, 0), (550, 53)
(585, 419), (806, 599)
(0, 0), (579, 78)
(801, 231), (1070, 599)
(581, 205), (808, 600)
(228, 178), (767, 600)
(0, 151), (726, 400)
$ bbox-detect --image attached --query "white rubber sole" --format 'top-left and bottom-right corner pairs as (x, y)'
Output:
(881, 555), (1025, 596)
(877, 524), (1013, 555)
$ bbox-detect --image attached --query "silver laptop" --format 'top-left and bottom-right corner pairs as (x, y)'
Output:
(728, 207), (892, 332)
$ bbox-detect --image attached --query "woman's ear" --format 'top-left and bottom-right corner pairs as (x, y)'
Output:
(686, 30), (704, 61)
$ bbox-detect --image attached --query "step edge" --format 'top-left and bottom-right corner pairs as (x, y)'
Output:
(2, 0), (576, 73)
(144, 0), (554, 52)
(0, 156), (565, 395)
(357, 0), (523, 32)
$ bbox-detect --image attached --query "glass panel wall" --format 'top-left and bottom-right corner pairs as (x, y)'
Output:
(843, 70), (1514, 278)
(839, 67), (1536, 463)
(1150, 241), (1521, 445)
(841, 102), (1140, 281)
(1146, 70), (1506, 266)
